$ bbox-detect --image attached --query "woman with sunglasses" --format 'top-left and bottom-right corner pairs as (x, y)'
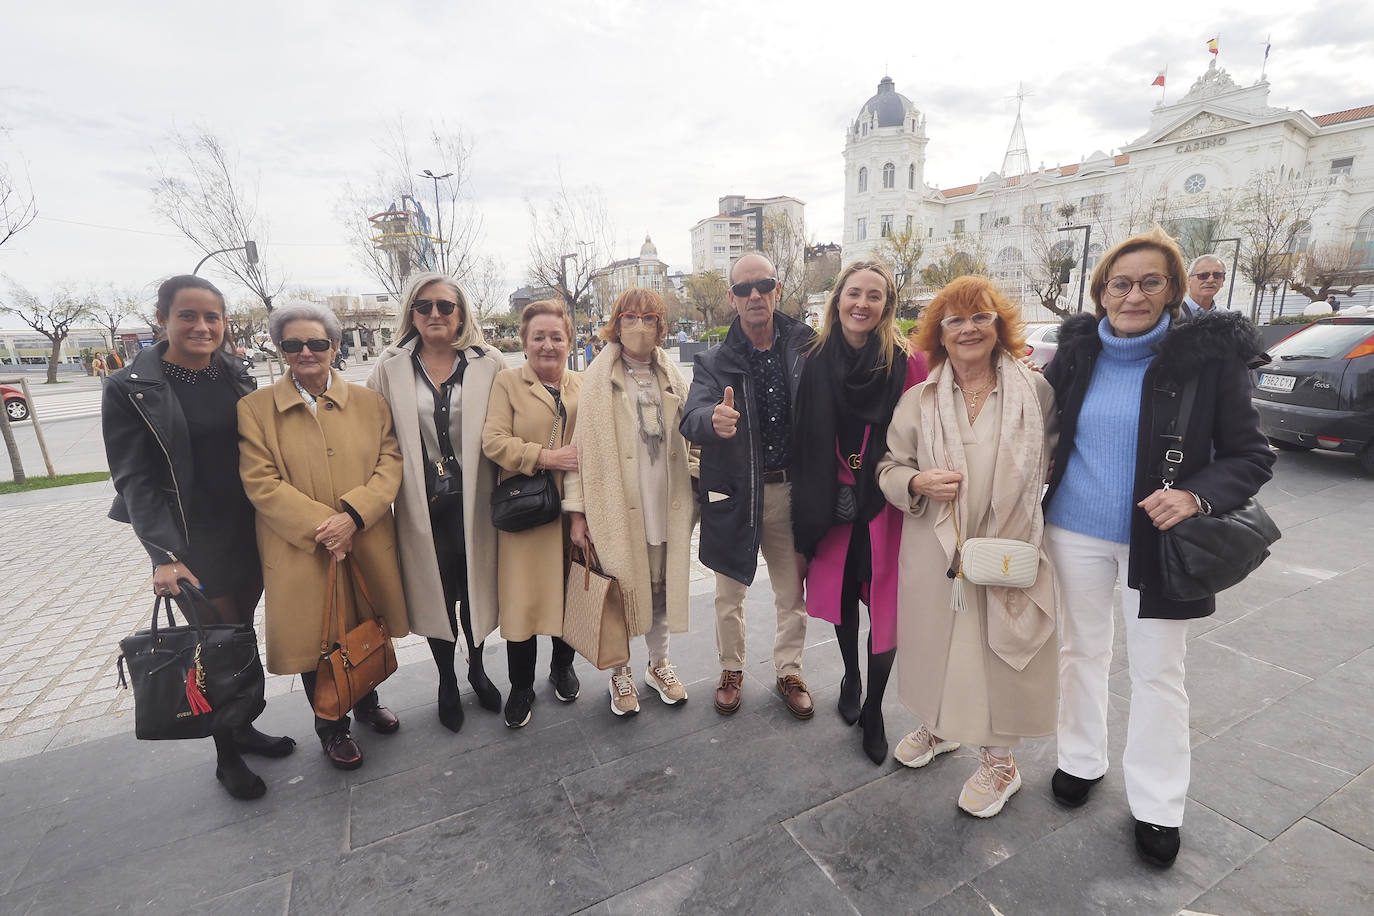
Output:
(875, 275), (1059, 818)
(1042, 228), (1272, 866)
(103, 275), (293, 801)
(790, 261), (924, 764)
(563, 287), (697, 717)
(238, 303), (410, 772)
(367, 273), (505, 733)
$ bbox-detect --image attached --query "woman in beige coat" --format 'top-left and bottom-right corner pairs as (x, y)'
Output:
(239, 304), (409, 772)
(875, 276), (1058, 818)
(482, 300), (581, 729)
(564, 287), (697, 718)
(368, 272), (504, 734)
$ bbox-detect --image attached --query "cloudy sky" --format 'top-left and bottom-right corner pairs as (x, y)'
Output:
(2, 0), (1371, 312)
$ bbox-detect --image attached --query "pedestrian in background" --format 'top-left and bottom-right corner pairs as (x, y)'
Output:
(564, 287), (697, 717)
(103, 274), (292, 802)
(792, 261), (925, 765)
(368, 272), (505, 733)
(238, 303), (410, 772)
(482, 299), (582, 728)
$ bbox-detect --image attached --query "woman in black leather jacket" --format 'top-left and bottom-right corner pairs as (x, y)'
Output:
(103, 275), (294, 801)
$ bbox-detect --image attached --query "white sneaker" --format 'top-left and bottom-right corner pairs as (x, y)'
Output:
(893, 725), (960, 768)
(644, 659), (688, 705)
(609, 666), (640, 717)
(957, 748), (1021, 818)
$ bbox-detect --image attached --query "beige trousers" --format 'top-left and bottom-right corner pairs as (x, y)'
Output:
(713, 482), (808, 676)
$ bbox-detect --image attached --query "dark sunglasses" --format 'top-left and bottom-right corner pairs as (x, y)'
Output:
(730, 277), (778, 298)
(280, 338), (332, 354)
(412, 299), (458, 316)
(1192, 271), (1226, 281)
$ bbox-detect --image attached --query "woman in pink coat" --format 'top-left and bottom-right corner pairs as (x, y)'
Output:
(791, 261), (926, 764)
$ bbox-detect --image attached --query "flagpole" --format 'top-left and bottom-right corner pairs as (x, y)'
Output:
(1162, 64), (1168, 103)
(1261, 34), (1271, 80)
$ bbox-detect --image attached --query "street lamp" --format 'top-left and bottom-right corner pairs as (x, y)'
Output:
(194, 239), (259, 276)
(1057, 224), (1092, 312)
(559, 252), (580, 366)
(419, 169), (452, 273)
(1212, 237), (1242, 310)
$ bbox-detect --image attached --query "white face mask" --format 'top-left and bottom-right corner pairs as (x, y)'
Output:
(620, 325), (656, 359)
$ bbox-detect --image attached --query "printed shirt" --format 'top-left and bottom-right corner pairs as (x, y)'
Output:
(747, 328), (790, 472)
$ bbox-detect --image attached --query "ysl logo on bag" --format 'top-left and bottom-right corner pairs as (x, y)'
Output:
(1002, 555), (1010, 577)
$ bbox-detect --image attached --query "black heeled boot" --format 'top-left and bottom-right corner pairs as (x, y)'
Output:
(858, 703), (888, 766)
(838, 673), (862, 726)
(213, 731), (267, 800)
(233, 724), (296, 758)
(437, 679), (464, 733)
(468, 651), (502, 713)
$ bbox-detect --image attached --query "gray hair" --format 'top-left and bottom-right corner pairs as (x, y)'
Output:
(269, 303), (343, 346)
(1187, 253), (1225, 274)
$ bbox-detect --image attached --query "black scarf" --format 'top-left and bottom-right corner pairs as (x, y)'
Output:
(791, 334), (909, 559)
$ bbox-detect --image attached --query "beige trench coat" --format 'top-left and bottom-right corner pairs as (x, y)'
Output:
(875, 373), (1059, 738)
(367, 339), (503, 647)
(238, 371), (410, 674)
(481, 364), (581, 642)
(561, 343), (697, 636)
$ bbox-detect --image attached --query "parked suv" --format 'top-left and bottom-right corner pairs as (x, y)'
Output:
(1250, 316), (1374, 474)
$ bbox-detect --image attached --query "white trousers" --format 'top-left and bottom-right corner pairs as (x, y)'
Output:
(1045, 525), (1191, 827)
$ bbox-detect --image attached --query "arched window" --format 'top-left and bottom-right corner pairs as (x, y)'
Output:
(995, 246), (1024, 283)
(858, 167), (868, 193)
(882, 162), (895, 189)
(908, 163), (916, 189)
(1287, 220), (1312, 255)
(1356, 209), (1374, 268)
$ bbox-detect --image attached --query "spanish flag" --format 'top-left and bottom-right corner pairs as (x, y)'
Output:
(1151, 72), (1166, 87)
(1206, 37), (1219, 54)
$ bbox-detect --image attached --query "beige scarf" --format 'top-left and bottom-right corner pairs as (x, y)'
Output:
(921, 350), (1056, 670)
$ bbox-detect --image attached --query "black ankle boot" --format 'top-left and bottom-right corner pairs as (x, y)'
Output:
(858, 704), (888, 766)
(1134, 819), (1181, 867)
(234, 725), (296, 758)
(468, 657), (502, 713)
(1051, 768), (1103, 808)
(838, 673), (862, 726)
(438, 680), (464, 733)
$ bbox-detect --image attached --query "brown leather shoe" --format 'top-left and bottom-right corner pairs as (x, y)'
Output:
(714, 669), (743, 715)
(321, 731), (363, 770)
(354, 703), (400, 735)
(777, 674), (814, 720)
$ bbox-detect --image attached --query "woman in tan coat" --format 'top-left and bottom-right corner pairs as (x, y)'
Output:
(239, 304), (409, 772)
(482, 300), (581, 729)
(564, 287), (696, 718)
(875, 276), (1058, 818)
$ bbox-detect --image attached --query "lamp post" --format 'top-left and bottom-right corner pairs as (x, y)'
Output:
(1212, 237), (1242, 310)
(193, 239), (259, 276)
(419, 170), (452, 273)
(1057, 224), (1092, 312)
(559, 252), (579, 367)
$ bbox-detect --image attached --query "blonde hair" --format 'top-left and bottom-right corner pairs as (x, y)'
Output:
(809, 260), (907, 375)
(394, 272), (486, 350)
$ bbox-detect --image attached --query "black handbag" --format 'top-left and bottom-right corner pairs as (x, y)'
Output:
(116, 584), (267, 740)
(833, 484), (858, 524)
(423, 441), (463, 511)
(1156, 378), (1281, 602)
(491, 408), (563, 533)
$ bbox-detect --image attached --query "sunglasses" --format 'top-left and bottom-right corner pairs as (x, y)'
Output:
(412, 299), (458, 316)
(730, 278), (779, 298)
(1192, 271), (1226, 281)
(280, 338), (332, 354)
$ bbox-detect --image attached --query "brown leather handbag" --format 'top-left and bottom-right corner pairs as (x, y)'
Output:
(561, 544), (630, 670)
(312, 557), (397, 720)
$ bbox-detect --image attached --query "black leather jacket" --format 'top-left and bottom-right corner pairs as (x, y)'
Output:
(102, 342), (256, 564)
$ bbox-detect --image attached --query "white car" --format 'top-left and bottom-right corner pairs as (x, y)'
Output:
(1023, 324), (1061, 369)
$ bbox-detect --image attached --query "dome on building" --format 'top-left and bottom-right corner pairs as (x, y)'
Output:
(639, 234), (658, 260)
(857, 76), (915, 128)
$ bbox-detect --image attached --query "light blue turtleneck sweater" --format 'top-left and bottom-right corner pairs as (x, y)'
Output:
(1046, 313), (1170, 544)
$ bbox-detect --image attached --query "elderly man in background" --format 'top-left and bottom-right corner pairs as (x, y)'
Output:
(1181, 254), (1226, 319)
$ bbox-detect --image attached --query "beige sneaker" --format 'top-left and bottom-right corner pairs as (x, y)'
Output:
(893, 726), (960, 768)
(609, 666), (640, 717)
(645, 659), (688, 705)
(957, 748), (1021, 818)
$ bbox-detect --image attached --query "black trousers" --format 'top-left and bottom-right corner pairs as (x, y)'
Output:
(298, 670), (381, 741)
(506, 637), (575, 690)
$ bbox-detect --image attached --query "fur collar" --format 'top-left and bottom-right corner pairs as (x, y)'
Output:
(1055, 310), (1264, 382)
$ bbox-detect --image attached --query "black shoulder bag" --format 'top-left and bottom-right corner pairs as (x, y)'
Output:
(491, 402), (564, 533)
(1156, 378), (1281, 602)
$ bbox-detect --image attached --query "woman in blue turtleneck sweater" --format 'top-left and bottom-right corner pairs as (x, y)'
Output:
(1041, 227), (1273, 869)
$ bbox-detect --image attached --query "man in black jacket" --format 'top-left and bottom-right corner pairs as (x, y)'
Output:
(681, 253), (817, 720)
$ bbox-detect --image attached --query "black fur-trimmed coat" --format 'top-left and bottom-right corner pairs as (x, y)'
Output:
(1042, 310), (1276, 619)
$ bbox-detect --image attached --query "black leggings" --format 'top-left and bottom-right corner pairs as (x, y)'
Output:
(428, 500), (482, 683)
(506, 637), (576, 690)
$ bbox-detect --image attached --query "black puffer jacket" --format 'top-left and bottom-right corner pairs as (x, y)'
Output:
(1043, 310), (1275, 619)
(680, 312), (815, 585)
(103, 342), (256, 564)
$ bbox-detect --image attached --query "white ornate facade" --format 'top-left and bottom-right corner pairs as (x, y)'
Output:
(592, 235), (669, 312)
(842, 66), (1374, 318)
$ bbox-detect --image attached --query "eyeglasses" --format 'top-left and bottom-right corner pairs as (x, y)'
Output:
(619, 313), (659, 326)
(730, 278), (778, 298)
(1192, 271), (1226, 281)
(279, 338), (332, 354)
(939, 312), (999, 330)
(1105, 275), (1170, 298)
(412, 299), (458, 316)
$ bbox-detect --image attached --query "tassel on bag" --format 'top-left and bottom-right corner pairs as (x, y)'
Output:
(950, 564), (969, 614)
(184, 645), (213, 716)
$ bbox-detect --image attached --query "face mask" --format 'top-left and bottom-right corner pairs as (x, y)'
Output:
(620, 325), (656, 358)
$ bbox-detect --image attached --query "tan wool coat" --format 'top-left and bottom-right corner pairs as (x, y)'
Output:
(238, 371), (410, 674)
(481, 364), (581, 642)
(875, 364), (1059, 738)
(367, 338), (503, 647)
(562, 343), (697, 636)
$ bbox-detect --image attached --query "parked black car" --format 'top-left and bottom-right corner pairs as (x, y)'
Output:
(1250, 316), (1374, 474)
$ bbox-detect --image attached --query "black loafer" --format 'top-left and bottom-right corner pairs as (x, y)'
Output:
(354, 703), (400, 735)
(549, 665), (580, 702)
(321, 732), (363, 770)
(1134, 820), (1180, 867)
(1051, 768), (1103, 807)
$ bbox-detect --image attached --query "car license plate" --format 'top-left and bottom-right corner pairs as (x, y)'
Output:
(1258, 373), (1296, 393)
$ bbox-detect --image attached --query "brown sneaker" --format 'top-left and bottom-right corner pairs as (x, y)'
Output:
(715, 669), (743, 715)
(776, 674), (814, 720)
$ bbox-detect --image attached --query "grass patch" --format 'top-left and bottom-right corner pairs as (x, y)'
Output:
(0, 471), (111, 494)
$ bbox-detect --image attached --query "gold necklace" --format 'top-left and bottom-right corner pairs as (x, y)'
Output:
(958, 377), (996, 420)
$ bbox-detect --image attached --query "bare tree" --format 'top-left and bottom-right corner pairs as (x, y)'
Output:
(466, 254), (509, 323)
(339, 120), (482, 298)
(683, 271), (730, 328)
(1, 157), (37, 250)
(1, 280), (95, 383)
(152, 128), (284, 310)
(1025, 228), (1079, 318)
(94, 287), (144, 353)
(1236, 171), (1323, 318)
(1290, 239), (1365, 302)
(761, 211), (810, 317)
(919, 238), (989, 289)
(526, 178), (614, 335)
(225, 297), (269, 351)
(879, 226), (924, 316)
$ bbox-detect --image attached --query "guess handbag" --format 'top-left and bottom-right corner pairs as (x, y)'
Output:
(116, 585), (266, 740)
(491, 411), (563, 533)
(562, 544), (630, 670)
(312, 557), (398, 721)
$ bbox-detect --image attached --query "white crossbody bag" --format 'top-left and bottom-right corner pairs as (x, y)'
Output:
(950, 510), (1039, 612)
